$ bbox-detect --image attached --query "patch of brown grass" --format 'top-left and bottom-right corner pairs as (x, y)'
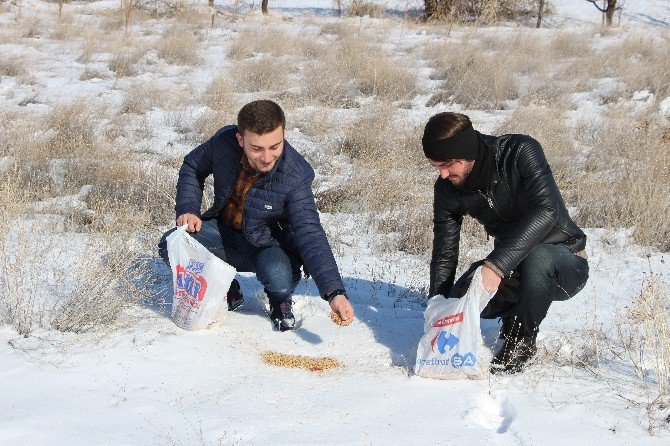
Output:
(156, 26), (202, 66)
(303, 34), (418, 105)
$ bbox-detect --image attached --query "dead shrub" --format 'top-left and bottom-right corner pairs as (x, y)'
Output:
(80, 68), (110, 81)
(0, 56), (25, 77)
(204, 71), (241, 110)
(425, 39), (519, 109)
(0, 167), (150, 335)
(77, 28), (109, 63)
(349, 0), (385, 18)
(156, 26), (202, 66)
(548, 30), (594, 59)
(227, 27), (315, 60)
(617, 35), (670, 98)
(119, 81), (165, 114)
(108, 38), (148, 77)
(424, 0), (540, 23)
(574, 108), (670, 250)
(304, 34), (417, 105)
(42, 103), (97, 160)
(232, 55), (291, 92)
(566, 32), (670, 98)
(50, 12), (88, 41)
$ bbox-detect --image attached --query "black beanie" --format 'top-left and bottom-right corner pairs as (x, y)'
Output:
(422, 124), (478, 161)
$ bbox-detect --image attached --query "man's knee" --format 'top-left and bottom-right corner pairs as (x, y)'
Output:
(256, 249), (299, 295)
(518, 244), (560, 279)
(157, 228), (176, 265)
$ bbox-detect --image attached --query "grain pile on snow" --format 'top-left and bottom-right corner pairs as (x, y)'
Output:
(261, 351), (341, 372)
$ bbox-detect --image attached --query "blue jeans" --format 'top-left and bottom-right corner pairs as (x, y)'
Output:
(452, 244), (589, 337)
(158, 219), (302, 305)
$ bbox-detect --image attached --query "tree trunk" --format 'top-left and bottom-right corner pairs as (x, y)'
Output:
(605, 0), (616, 26)
(261, 0), (269, 15)
(536, 0), (544, 28)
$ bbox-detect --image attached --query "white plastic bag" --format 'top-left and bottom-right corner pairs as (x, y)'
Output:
(414, 267), (496, 380)
(166, 225), (237, 330)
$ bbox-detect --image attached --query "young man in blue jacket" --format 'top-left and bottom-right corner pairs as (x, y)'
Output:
(159, 100), (354, 331)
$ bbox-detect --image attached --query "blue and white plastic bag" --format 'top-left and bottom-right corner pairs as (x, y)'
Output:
(414, 267), (496, 380)
(166, 225), (237, 330)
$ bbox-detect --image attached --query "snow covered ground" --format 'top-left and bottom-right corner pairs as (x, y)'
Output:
(1, 1), (670, 445)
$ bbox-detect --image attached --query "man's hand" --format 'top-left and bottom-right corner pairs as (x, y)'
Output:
(329, 295), (354, 326)
(176, 213), (202, 233)
(481, 263), (502, 292)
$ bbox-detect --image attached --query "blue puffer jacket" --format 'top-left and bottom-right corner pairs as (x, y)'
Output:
(175, 125), (344, 297)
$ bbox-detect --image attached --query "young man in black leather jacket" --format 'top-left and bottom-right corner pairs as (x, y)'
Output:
(423, 112), (589, 374)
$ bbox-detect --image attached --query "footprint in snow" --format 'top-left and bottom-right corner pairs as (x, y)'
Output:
(466, 392), (517, 434)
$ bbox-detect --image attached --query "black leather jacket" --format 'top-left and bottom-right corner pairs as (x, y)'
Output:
(429, 134), (586, 297)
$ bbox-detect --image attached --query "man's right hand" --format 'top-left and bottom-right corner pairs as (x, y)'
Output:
(176, 213), (202, 232)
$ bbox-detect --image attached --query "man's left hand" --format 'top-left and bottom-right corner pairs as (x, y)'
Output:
(330, 295), (354, 326)
(481, 264), (502, 292)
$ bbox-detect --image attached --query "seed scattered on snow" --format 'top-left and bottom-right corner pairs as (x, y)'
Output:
(332, 311), (343, 324)
(261, 350), (341, 372)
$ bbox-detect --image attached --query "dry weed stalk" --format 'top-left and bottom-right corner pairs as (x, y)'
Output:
(633, 267), (670, 394)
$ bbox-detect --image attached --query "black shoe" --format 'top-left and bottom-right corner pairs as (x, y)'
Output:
(226, 279), (244, 311)
(490, 335), (537, 374)
(269, 298), (296, 332)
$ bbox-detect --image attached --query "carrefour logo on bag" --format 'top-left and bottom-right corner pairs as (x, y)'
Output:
(433, 312), (463, 328)
(431, 331), (459, 354)
(451, 352), (477, 368)
(175, 259), (208, 309)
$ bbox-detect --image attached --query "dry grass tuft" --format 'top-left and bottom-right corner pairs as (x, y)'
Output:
(109, 38), (148, 77)
(574, 107), (670, 250)
(156, 26), (202, 66)
(119, 81), (166, 114)
(633, 274), (670, 394)
(232, 55), (291, 92)
(0, 56), (25, 77)
(228, 27), (319, 60)
(261, 350), (341, 372)
(349, 0), (385, 17)
(425, 38), (520, 109)
(303, 34), (417, 105)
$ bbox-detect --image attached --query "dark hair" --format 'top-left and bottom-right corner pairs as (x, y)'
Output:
(237, 100), (286, 135)
(422, 112), (472, 142)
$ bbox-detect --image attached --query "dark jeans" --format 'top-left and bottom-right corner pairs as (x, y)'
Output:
(451, 244), (589, 337)
(158, 219), (302, 305)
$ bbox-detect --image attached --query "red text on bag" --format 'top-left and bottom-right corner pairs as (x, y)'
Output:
(433, 312), (463, 327)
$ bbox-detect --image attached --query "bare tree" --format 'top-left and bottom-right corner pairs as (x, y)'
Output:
(586, 0), (622, 26)
(536, 0), (545, 28)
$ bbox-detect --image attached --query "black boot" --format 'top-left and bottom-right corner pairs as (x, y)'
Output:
(269, 298), (296, 332)
(226, 279), (244, 311)
(490, 335), (537, 374)
(499, 316), (513, 340)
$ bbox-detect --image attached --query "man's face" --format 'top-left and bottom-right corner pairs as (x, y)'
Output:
(236, 126), (284, 173)
(428, 158), (475, 186)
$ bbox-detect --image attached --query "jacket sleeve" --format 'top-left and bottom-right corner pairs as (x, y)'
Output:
(429, 179), (463, 297)
(175, 137), (215, 218)
(485, 137), (559, 276)
(286, 174), (345, 297)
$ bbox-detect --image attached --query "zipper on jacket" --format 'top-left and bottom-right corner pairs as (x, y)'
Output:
(478, 189), (508, 223)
